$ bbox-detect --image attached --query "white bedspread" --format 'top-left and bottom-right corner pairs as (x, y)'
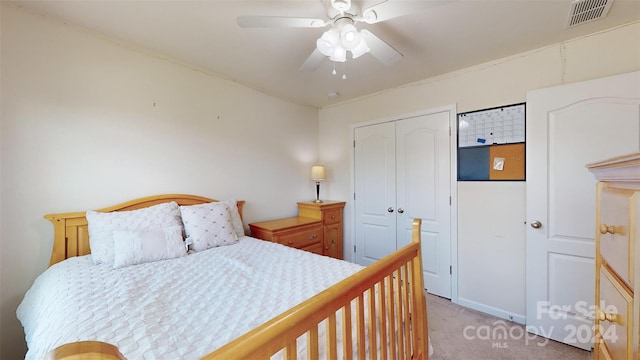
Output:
(17, 236), (365, 360)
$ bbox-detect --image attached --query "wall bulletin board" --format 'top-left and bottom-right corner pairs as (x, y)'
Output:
(457, 103), (526, 181)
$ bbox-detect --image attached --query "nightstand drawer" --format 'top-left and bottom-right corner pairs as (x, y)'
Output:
(277, 223), (323, 249)
(249, 217), (323, 255)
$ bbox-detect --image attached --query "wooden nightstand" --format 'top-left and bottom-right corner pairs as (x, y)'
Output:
(297, 201), (346, 259)
(249, 217), (323, 256)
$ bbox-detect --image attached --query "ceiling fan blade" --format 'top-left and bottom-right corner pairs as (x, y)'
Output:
(359, 0), (448, 24)
(300, 49), (326, 72)
(361, 30), (403, 66)
(237, 16), (327, 28)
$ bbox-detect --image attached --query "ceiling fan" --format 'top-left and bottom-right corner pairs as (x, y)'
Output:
(237, 0), (438, 72)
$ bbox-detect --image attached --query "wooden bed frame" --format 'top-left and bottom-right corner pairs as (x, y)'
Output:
(42, 194), (429, 360)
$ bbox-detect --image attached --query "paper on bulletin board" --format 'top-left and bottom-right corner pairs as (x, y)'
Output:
(488, 143), (525, 180)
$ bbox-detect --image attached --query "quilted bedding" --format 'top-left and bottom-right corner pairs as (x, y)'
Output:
(17, 236), (365, 360)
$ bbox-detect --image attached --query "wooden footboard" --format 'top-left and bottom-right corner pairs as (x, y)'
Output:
(204, 218), (428, 360)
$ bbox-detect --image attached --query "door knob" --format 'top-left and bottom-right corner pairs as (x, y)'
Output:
(387, 207), (394, 213)
(530, 220), (542, 229)
(397, 208), (404, 214)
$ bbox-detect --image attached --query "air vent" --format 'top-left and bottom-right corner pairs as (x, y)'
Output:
(566, 0), (614, 28)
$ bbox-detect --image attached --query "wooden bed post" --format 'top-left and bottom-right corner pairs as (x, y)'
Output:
(410, 218), (429, 359)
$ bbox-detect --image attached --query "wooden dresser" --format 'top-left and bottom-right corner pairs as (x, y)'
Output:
(588, 153), (640, 360)
(297, 201), (345, 259)
(249, 201), (345, 259)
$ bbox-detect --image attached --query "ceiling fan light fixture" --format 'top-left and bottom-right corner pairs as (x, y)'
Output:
(329, 45), (347, 62)
(316, 24), (369, 64)
(340, 23), (361, 50)
(317, 29), (340, 56)
(350, 37), (370, 59)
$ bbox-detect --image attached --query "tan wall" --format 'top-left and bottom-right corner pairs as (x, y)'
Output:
(0, 4), (318, 358)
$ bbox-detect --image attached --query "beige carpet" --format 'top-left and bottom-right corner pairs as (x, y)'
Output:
(427, 294), (592, 360)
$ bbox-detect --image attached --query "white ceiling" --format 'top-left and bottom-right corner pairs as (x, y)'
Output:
(12, 0), (640, 108)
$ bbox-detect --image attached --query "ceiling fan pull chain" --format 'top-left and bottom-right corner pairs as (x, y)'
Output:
(332, 62), (337, 76)
(342, 62), (347, 80)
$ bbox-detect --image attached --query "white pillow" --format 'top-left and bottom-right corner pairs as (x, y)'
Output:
(86, 201), (183, 265)
(220, 199), (244, 237)
(179, 202), (238, 251)
(112, 226), (186, 268)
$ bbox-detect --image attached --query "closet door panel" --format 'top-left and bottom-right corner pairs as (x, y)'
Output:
(354, 122), (397, 266)
(397, 111), (452, 298)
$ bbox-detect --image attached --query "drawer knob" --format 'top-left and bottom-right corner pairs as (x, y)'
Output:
(596, 309), (617, 323)
(599, 224), (615, 235)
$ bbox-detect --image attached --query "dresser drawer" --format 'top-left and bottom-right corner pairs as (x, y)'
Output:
(300, 242), (323, 256)
(597, 266), (633, 360)
(323, 208), (342, 225)
(276, 223), (323, 249)
(599, 187), (635, 286)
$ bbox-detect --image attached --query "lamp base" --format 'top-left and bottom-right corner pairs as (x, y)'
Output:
(313, 181), (323, 204)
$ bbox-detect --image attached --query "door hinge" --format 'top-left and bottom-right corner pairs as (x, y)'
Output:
(354, 245), (357, 253)
(353, 193), (356, 200)
(449, 265), (452, 275)
(449, 196), (452, 205)
(353, 140), (356, 148)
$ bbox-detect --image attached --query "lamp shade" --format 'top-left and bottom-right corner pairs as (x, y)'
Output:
(350, 36), (369, 59)
(311, 165), (326, 181)
(340, 24), (360, 50)
(329, 45), (347, 62)
(317, 29), (339, 57)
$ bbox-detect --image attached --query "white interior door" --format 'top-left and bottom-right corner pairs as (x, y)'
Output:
(526, 71), (640, 350)
(354, 121), (396, 266)
(396, 112), (452, 298)
(354, 108), (454, 298)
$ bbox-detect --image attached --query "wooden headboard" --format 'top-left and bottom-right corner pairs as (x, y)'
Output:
(44, 194), (245, 267)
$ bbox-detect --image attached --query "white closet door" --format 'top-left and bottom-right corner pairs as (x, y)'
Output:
(396, 111), (452, 298)
(354, 121), (397, 266)
(354, 108), (454, 298)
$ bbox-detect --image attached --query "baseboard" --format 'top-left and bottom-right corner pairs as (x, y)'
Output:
(457, 297), (526, 325)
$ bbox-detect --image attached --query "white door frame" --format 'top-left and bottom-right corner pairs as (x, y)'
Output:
(349, 104), (459, 303)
